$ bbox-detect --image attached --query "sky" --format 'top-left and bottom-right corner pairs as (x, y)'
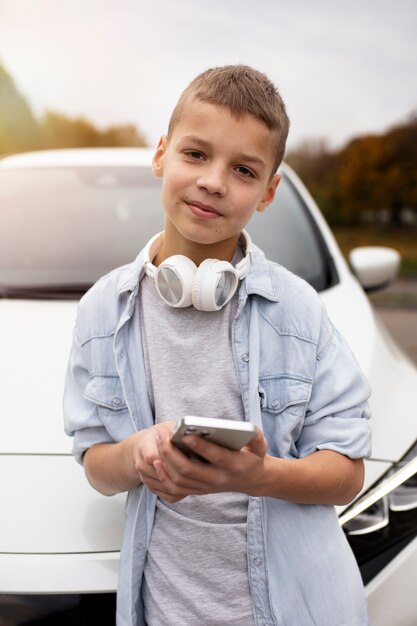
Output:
(0, 0), (416, 151)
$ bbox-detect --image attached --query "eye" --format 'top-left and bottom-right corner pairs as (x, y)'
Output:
(235, 165), (255, 178)
(184, 150), (205, 161)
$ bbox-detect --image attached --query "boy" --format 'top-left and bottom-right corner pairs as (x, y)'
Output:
(64, 65), (371, 625)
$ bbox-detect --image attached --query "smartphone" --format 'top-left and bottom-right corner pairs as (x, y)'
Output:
(171, 415), (256, 461)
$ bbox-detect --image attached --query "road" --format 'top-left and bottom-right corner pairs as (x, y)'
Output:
(377, 307), (417, 365)
(370, 278), (417, 366)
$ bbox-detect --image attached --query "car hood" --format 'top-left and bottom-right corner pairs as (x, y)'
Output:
(0, 299), (77, 454)
(322, 277), (417, 466)
(0, 453), (125, 553)
(0, 299), (126, 556)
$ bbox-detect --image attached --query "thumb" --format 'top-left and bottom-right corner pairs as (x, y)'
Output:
(245, 428), (268, 457)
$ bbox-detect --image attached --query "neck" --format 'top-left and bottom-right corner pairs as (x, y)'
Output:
(154, 224), (241, 267)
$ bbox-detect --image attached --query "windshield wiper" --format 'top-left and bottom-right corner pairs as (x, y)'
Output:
(0, 284), (91, 300)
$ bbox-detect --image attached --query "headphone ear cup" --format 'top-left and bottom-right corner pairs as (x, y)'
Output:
(155, 255), (197, 307)
(192, 260), (239, 311)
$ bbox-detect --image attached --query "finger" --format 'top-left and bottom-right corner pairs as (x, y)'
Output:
(181, 435), (236, 468)
(156, 428), (199, 467)
(138, 466), (160, 484)
(144, 467), (207, 499)
(156, 438), (220, 489)
(158, 419), (177, 435)
(153, 456), (210, 492)
(156, 429), (237, 493)
(245, 428), (268, 457)
(143, 479), (187, 502)
(153, 459), (169, 481)
(134, 434), (161, 472)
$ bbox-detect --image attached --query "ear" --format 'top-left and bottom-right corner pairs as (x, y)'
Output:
(256, 174), (281, 213)
(152, 135), (167, 178)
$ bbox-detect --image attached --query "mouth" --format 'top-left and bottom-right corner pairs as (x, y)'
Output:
(185, 200), (221, 220)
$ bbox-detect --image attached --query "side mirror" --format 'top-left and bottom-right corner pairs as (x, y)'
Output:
(349, 246), (401, 291)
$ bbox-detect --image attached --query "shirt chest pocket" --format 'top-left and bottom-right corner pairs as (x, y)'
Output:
(259, 377), (312, 417)
(84, 375), (135, 441)
(259, 377), (312, 458)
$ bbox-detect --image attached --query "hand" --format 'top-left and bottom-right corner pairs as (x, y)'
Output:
(132, 420), (176, 488)
(146, 427), (269, 503)
(82, 420), (178, 497)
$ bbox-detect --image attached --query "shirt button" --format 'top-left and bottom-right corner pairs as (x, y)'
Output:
(242, 353), (249, 362)
(271, 400), (279, 409)
(112, 397), (121, 406)
(253, 557), (263, 566)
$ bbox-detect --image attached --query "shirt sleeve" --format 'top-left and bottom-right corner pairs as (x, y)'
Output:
(63, 324), (114, 465)
(296, 308), (372, 460)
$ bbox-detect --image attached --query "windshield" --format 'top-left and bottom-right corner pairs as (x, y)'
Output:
(247, 175), (337, 291)
(0, 164), (337, 297)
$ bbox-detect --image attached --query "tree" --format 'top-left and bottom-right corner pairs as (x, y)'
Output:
(98, 123), (147, 147)
(40, 113), (148, 149)
(41, 112), (99, 149)
(0, 64), (42, 154)
(0, 62), (147, 155)
(377, 120), (417, 224)
(286, 140), (341, 223)
(336, 135), (382, 224)
(287, 118), (417, 226)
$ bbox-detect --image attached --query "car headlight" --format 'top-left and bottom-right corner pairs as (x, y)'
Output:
(339, 441), (417, 584)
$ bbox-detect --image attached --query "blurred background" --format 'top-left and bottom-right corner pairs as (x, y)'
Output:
(1, 0), (416, 284)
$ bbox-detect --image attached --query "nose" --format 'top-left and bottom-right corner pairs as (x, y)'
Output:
(196, 164), (227, 196)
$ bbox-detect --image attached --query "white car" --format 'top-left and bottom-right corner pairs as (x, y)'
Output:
(1, 148), (416, 625)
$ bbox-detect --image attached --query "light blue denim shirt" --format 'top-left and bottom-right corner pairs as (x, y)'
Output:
(64, 243), (371, 626)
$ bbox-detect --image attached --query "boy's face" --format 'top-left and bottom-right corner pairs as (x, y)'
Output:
(152, 99), (280, 262)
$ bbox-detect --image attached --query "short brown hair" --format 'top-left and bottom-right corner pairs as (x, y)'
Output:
(168, 65), (290, 173)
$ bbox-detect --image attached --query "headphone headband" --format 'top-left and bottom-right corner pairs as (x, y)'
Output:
(144, 230), (252, 278)
(143, 230), (252, 311)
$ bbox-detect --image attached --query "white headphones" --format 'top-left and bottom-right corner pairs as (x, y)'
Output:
(143, 230), (253, 311)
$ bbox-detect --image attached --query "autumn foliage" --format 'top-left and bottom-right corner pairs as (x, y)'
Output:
(0, 64), (147, 155)
(287, 117), (417, 226)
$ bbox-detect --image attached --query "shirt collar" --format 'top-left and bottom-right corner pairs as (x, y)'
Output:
(115, 241), (280, 303)
(115, 249), (146, 297)
(243, 244), (280, 302)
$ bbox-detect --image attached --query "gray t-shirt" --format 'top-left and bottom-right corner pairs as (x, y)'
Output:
(139, 262), (255, 625)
